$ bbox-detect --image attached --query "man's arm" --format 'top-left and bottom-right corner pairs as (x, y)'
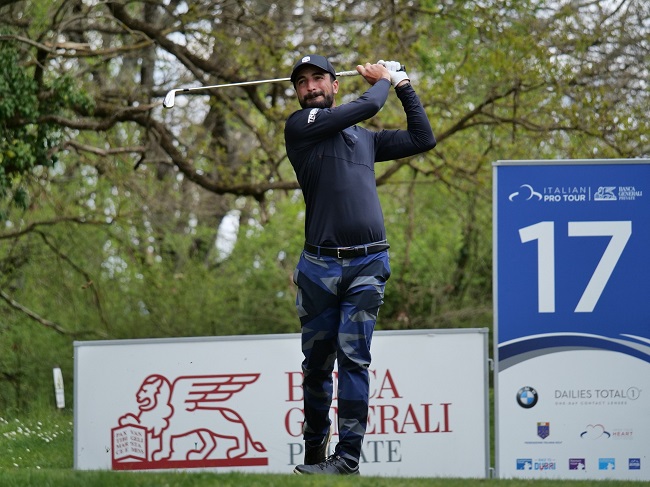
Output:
(374, 83), (436, 162)
(285, 79), (391, 150)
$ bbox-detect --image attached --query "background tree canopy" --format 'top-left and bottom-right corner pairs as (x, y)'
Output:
(0, 0), (648, 411)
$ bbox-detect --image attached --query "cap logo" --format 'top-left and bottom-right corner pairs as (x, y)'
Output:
(301, 56), (311, 63)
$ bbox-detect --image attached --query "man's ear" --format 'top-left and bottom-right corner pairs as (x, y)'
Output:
(333, 79), (339, 94)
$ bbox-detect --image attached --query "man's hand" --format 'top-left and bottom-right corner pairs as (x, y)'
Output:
(356, 62), (391, 86)
(378, 60), (410, 87)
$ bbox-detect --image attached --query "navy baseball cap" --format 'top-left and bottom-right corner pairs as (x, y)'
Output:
(290, 54), (336, 83)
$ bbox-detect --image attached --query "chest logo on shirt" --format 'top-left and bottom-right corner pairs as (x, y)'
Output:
(307, 108), (319, 124)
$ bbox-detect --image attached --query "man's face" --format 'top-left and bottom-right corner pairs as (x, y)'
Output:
(293, 66), (339, 109)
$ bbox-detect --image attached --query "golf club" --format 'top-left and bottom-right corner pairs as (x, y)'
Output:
(162, 70), (360, 109)
(162, 65), (405, 109)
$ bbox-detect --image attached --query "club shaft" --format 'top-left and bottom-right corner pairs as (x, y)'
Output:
(177, 70), (359, 96)
(163, 70), (361, 108)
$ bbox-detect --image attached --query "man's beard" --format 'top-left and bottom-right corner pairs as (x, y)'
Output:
(299, 91), (334, 109)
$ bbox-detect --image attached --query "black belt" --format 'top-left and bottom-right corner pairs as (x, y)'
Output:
(304, 241), (390, 259)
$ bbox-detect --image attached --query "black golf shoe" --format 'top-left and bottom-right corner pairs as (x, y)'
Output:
(293, 454), (360, 475)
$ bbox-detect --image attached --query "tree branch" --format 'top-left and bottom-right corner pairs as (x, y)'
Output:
(0, 288), (107, 338)
(36, 231), (111, 333)
(63, 139), (146, 157)
(0, 216), (110, 240)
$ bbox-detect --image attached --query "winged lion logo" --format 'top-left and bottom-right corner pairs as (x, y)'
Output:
(114, 373), (267, 468)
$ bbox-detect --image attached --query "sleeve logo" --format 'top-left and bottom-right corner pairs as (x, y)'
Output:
(307, 108), (319, 123)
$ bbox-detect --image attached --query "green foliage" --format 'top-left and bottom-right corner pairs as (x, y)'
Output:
(0, 0), (648, 414)
(0, 37), (93, 218)
(0, 317), (73, 413)
(0, 42), (37, 212)
(378, 169), (492, 330)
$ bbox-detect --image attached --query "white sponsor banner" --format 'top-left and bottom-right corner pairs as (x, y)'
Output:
(498, 349), (649, 480)
(74, 329), (489, 478)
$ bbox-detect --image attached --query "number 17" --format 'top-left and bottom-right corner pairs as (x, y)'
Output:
(519, 221), (632, 313)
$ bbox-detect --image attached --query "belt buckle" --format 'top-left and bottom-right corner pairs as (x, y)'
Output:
(337, 246), (353, 259)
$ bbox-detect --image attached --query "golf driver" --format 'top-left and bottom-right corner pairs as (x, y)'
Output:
(163, 70), (361, 109)
(162, 64), (405, 109)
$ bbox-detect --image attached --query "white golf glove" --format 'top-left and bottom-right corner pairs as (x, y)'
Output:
(378, 60), (410, 86)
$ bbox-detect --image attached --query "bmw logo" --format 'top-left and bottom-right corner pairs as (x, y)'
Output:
(516, 386), (538, 408)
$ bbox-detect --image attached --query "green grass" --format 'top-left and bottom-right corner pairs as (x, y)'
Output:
(1, 409), (647, 487)
(0, 412), (73, 470)
(2, 471), (648, 487)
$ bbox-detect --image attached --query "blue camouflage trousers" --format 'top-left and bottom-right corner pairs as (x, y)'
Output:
(293, 249), (391, 462)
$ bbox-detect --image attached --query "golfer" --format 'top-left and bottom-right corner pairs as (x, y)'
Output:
(285, 54), (436, 475)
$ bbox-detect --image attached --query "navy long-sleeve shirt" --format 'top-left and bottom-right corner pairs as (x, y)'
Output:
(284, 78), (436, 247)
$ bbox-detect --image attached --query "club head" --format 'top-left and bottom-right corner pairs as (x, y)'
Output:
(163, 90), (176, 108)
